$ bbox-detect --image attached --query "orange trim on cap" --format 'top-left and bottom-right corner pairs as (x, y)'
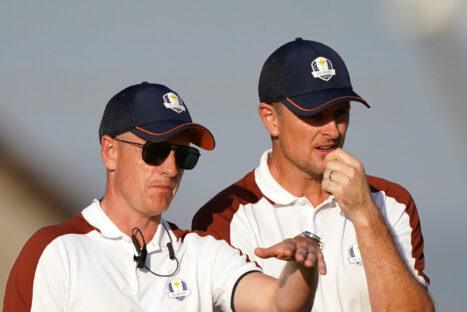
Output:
(135, 122), (203, 136)
(286, 95), (367, 112)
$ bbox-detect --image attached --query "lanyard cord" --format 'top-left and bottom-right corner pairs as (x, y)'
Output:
(131, 224), (179, 277)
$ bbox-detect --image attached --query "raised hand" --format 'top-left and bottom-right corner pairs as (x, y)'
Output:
(254, 235), (327, 275)
(321, 148), (376, 225)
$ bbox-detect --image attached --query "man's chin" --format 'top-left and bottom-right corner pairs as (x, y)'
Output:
(304, 166), (326, 180)
(145, 200), (171, 216)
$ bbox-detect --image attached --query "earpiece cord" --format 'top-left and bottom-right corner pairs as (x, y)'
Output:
(144, 253), (179, 277)
(132, 224), (179, 277)
(132, 227), (147, 246)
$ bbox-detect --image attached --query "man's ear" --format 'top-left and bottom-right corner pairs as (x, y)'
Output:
(101, 135), (118, 171)
(258, 102), (280, 138)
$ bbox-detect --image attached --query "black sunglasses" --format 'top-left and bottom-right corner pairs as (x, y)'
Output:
(114, 139), (200, 170)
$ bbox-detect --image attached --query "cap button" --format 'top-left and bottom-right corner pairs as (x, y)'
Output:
(295, 37), (303, 41)
(141, 81), (149, 85)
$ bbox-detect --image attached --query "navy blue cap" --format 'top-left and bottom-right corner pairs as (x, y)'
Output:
(259, 38), (369, 116)
(99, 82), (215, 150)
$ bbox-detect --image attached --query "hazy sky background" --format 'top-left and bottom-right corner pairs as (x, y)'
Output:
(1, 0), (466, 310)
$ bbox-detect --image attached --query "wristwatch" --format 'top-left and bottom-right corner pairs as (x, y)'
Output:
(300, 231), (323, 250)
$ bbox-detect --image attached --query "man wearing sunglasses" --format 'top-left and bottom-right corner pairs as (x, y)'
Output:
(4, 82), (325, 312)
(193, 38), (434, 311)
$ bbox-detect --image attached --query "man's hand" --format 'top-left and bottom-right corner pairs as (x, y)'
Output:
(254, 235), (327, 275)
(320, 148), (434, 311)
(321, 148), (376, 224)
(234, 235), (326, 311)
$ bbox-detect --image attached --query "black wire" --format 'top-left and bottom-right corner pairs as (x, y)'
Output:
(132, 225), (179, 277)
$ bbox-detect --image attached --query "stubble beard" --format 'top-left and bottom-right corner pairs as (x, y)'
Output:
(282, 142), (344, 181)
(281, 147), (325, 181)
(301, 159), (326, 180)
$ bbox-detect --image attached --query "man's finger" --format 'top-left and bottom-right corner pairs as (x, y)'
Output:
(255, 238), (312, 261)
(293, 245), (309, 263)
(254, 241), (293, 260)
(325, 148), (357, 166)
(324, 160), (349, 175)
(324, 147), (342, 161)
(324, 169), (344, 183)
(321, 176), (335, 195)
(302, 251), (317, 268)
(315, 250), (327, 275)
(254, 246), (278, 259)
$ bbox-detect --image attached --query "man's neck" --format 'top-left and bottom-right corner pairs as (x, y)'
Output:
(99, 193), (161, 244)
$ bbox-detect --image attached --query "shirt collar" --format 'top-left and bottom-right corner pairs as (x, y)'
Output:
(254, 150), (335, 208)
(82, 199), (126, 239)
(81, 199), (171, 250)
(254, 150), (299, 206)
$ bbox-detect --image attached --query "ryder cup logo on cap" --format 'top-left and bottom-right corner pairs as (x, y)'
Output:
(167, 279), (191, 301)
(163, 92), (186, 113)
(311, 56), (336, 81)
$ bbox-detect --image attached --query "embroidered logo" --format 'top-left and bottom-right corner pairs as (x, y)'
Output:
(167, 279), (191, 301)
(311, 56), (336, 81)
(163, 92), (186, 113)
(348, 243), (363, 265)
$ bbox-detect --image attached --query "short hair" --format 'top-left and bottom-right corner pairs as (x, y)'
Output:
(271, 102), (283, 119)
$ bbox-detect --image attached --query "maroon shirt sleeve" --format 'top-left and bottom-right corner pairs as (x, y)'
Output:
(3, 214), (95, 312)
(192, 170), (264, 244)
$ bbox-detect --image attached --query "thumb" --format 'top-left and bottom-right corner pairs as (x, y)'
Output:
(254, 245), (279, 259)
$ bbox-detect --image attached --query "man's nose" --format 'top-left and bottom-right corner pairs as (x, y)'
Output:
(159, 150), (179, 177)
(322, 119), (340, 138)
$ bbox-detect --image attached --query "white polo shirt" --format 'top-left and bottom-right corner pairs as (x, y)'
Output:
(193, 150), (429, 311)
(4, 200), (260, 312)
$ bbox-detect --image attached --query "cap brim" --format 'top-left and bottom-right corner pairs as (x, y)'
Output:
(131, 120), (215, 150)
(282, 88), (369, 117)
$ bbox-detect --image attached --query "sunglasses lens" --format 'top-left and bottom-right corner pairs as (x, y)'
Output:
(141, 142), (200, 169)
(175, 146), (200, 170)
(142, 142), (171, 165)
